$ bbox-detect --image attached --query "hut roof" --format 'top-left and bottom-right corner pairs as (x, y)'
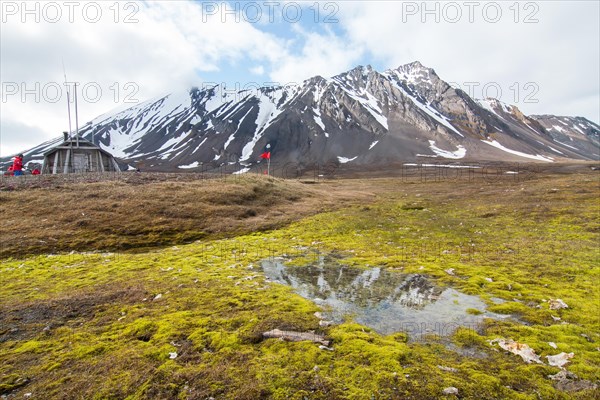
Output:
(43, 137), (117, 159)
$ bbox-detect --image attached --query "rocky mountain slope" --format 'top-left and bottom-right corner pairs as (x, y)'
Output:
(3, 62), (598, 172)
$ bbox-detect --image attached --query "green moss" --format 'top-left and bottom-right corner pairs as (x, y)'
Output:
(12, 340), (45, 354)
(1, 173), (598, 399)
(452, 327), (487, 348)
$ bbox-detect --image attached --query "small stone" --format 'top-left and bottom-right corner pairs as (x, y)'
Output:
(313, 365), (320, 372)
(548, 342), (557, 349)
(551, 315), (561, 321)
(153, 293), (162, 301)
(549, 299), (568, 310)
(580, 334), (594, 343)
(442, 387), (458, 395)
(169, 352), (178, 359)
(445, 268), (455, 276)
(318, 345), (333, 351)
(548, 369), (598, 392)
(485, 277), (493, 283)
(547, 352), (574, 368)
(437, 365), (458, 373)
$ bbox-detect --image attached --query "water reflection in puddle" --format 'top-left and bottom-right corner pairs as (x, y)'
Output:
(262, 258), (508, 338)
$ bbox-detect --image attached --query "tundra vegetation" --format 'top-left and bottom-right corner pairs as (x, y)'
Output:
(1, 166), (598, 399)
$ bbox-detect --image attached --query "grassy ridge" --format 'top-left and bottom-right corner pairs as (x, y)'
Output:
(1, 171), (598, 399)
(0, 174), (373, 259)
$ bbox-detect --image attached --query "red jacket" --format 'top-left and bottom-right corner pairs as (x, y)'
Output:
(12, 156), (23, 172)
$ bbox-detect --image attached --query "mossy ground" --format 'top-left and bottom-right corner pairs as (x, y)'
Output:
(1, 169), (598, 399)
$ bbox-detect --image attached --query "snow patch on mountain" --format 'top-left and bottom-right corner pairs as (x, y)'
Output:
(482, 140), (554, 162)
(388, 73), (462, 136)
(335, 80), (389, 130)
(178, 161), (200, 169)
(427, 140), (466, 159)
(338, 156), (358, 163)
(240, 93), (281, 161)
(313, 107), (326, 131)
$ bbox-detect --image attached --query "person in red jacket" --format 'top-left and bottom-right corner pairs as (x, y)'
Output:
(12, 154), (23, 176)
(31, 168), (41, 175)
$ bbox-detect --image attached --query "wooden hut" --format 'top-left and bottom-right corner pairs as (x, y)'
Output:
(42, 134), (120, 174)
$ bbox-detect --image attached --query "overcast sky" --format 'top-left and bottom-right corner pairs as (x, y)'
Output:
(1, 0), (598, 157)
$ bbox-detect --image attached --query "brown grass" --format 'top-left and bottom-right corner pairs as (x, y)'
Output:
(1, 163), (596, 259)
(0, 174), (376, 259)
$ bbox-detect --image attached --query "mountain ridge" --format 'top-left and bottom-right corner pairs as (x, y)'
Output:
(2, 61), (598, 172)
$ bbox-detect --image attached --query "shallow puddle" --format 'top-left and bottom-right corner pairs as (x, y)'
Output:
(262, 257), (509, 338)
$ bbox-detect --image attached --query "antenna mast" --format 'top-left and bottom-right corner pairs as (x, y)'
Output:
(74, 82), (79, 147)
(62, 60), (73, 141)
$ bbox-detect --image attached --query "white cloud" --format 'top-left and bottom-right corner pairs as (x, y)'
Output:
(250, 65), (265, 76)
(1, 0), (598, 156)
(269, 25), (365, 84)
(335, 1), (599, 122)
(0, 0), (288, 156)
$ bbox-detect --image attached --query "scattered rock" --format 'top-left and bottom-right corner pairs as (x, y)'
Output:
(485, 277), (493, 283)
(437, 365), (458, 373)
(169, 352), (178, 359)
(153, 293), (162, 301)
(549, 299), (568, 310)
(442, 387), (459, 395)
(318, 345), (334, 351)
(551, 315), (561, 321)
(263, 329), (331, 346)
(548, 370), (598, 392)
(445, 268), (455, 276)
(491, 338), (543, 364)
(547, 352), (574, 368)
(548, 342), (557, 349)
(580, 333), (594, 343)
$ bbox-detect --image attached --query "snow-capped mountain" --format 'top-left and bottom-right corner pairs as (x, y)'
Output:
(4, 61), (599, 171)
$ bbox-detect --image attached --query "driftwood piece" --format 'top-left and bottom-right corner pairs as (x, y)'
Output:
(262, 329), (331, 346)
